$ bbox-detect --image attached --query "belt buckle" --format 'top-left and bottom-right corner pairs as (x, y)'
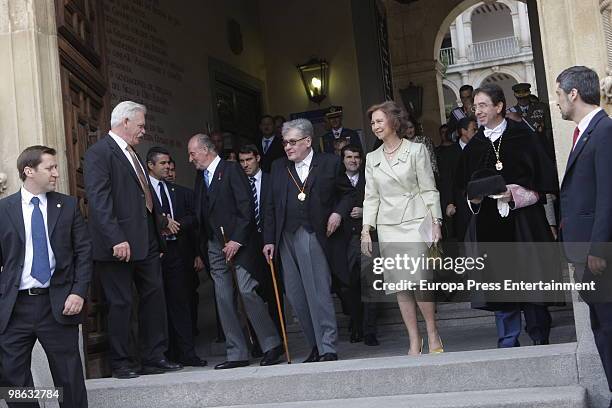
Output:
(27, 288), (40, 296)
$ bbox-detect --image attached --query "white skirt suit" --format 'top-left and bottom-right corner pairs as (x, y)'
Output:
(362, 138), (442, 294)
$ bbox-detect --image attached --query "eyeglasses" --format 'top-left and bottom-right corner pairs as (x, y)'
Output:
(282, 135), (309, 147)
(471, 103), (494, 113)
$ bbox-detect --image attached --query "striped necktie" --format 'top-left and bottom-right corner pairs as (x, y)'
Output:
(249, 176), (261, 231)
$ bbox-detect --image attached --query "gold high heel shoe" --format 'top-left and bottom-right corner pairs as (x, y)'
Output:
(408, 338), (423, 356)
(429, 336), (444, 354)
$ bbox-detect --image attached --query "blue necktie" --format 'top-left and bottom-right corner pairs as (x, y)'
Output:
(203, 170), (210, 189)
(263, 139), (271, 154)
(30, 197), (51, 285)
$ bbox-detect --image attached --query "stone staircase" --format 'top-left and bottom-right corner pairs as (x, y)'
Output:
(86, 343), (586, 407)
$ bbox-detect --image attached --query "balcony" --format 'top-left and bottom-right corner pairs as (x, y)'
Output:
(439, 47), (456, 67)
(439, 36), (522, 66)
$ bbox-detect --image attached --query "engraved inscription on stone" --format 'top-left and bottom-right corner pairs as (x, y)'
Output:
(104, 0), (184, 147)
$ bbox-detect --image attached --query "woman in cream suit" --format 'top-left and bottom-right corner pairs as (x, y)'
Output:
(361, 101), (444, 355)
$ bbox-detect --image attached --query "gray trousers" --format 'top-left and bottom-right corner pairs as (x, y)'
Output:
(279, 227), (338, 354)
(208, 239), (280, 361)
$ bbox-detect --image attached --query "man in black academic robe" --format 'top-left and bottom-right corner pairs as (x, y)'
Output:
(459, 108), (561, 348)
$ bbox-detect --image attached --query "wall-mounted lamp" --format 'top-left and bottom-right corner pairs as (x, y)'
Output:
(297, 58), (329, 105)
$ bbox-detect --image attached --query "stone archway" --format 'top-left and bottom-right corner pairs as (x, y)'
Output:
(476, 70), (520, 106)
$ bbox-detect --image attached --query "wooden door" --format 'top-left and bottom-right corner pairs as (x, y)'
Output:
(55, 0), (111, 378)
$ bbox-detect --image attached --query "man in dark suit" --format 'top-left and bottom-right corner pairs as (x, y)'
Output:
(84, 101), (182, 379)
(320, 106), (362, 154)
(0, 145), (91, 407)
(167, 158), (203, 337)
(146, 147), (206, 367)
(337, 144), (379, 346)
(556, 66), (612, 404)
(238, 144), (282, 336)
(263, 118), (354, 362)
(257, 115), (285, 172)
(188, 133), (283, 369)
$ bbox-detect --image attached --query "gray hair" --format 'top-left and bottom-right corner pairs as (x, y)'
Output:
(110, 101), (147, 128)
(191, 133), (216, 153)
(282, 118), (314, 139)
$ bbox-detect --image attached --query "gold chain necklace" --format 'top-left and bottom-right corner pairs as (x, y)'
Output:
(489, 135), (503, 171)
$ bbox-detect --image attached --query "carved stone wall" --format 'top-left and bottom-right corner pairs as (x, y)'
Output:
(0, 0), (68, 195)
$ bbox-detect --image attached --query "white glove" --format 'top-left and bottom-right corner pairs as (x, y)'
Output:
(497, 198), (510, 217)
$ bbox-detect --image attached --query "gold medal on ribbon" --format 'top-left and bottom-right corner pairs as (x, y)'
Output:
(287, 165), (311, 202)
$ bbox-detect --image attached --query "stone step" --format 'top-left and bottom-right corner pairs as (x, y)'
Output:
(214, 386), (587, 408)
(86, 343), (579, 408)
(334, 301), (573, 329)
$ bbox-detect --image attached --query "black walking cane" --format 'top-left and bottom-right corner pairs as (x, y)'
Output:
(220, 227), (254, 346)
(267, 256), (292, 364)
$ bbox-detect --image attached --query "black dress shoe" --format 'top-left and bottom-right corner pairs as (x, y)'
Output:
(350, 329), (363, 343)
(214, 360), (249, 369)
(319, 353), (338, 362)
(112, 366), (139, 379)
(533, 339), (550, 346)
(178, 357), (208, 367)
(364, 334), (380, 346)
(303, 347), (320, 363)
(142, 359), (183, 373)
(260, 345), (284, 366)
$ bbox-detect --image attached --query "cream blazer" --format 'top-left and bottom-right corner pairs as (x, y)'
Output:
(363, 139), (442, 227)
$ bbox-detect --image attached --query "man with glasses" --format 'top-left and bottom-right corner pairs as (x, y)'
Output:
(262, 119), (354, 362)
(447, 85), (474, 143)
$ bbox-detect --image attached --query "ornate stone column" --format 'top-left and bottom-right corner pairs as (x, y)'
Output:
(517, 2), (532, 52)
(454, 15), (468, 64)
(536, 0), (608, 405)
(0, 0), (68, 196)
(599, 0), (612, 106)
(0, 0), (70, 399)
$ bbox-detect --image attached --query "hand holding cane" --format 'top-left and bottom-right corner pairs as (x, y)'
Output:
(220, 227), (254, 346)
(267, 255), (291, 364)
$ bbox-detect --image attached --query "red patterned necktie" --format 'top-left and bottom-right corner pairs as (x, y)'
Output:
(572, 127), (580, 150)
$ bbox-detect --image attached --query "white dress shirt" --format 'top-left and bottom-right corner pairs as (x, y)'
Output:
(483, 119), (507, 143)
(295, 149), (314, 183)
(20, 187), (56, 289)
(346, 172), (359, 187)
(205, 155), (222, 185)
(148, 175), (174, 218)
(250, 169), (263, 207)
(574, 107), (603, 150)
(333, 127), (343, 139)
(109, 131), (147, 177)
(459, 139), (467, 150)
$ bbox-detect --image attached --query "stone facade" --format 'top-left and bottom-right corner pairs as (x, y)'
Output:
(0, 0), (611, 405)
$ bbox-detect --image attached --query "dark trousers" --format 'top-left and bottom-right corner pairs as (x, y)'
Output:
(162, 240), (197, 361)
(576, 262), (612, 391)
(495, 303), (551, 348)
(588, 302), (612, 391)
(96, 214), (168, 368)
(346, 235), (378, 336)
(0, 292), (87, 408)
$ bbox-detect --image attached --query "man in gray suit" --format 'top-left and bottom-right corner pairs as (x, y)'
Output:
(188, 134), (283, 369)
(263, 119), (354, 362)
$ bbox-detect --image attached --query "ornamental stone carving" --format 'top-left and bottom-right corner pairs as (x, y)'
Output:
(599, 0), (612, 104)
